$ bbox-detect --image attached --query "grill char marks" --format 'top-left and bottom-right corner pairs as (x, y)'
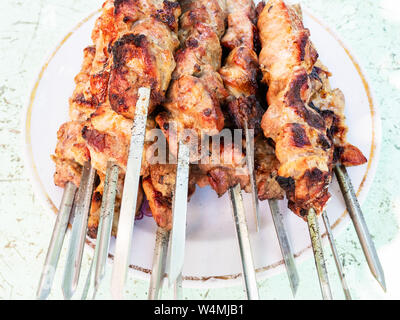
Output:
(152, 1), (181, 31)
(109, 33), (159, 117)
(82, 126), (106, 153)
(290, 123), (311, 148)
(109, 17), (179, 119)
(219, 0), (262, 133)
(114, 0), (181, 31)
(227, 95), (263, 136)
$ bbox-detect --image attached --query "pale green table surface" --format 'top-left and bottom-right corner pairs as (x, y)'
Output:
(1, 0), (399, 300)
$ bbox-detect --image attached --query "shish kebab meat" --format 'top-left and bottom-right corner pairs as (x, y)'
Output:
(156, 0), (228, 151)
(154, 0), (253, 201)
(53, 0), (367, 238)
(52, 0), (182, 237)
(146, 0), (232, 230)
(257, 0), (367, 218)
(155, 0), (278, 200)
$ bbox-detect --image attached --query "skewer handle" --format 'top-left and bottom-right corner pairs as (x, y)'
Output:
(322, 211), (351, 300)
(62, 162), (96, 300)
(268, 199), (299, 297)
(307, 209), (333, 300)
(229, 185), (259, 300)
(148, 227), (170, 300)
(36, 182), (77, 300)
(334, 165), (386, 291)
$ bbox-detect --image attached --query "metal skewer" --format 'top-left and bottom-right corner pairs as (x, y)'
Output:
(111, 87), (151, 300)
(268, 199), (299, 296)
(148, 227), (170, 300)
(244, 123), (260, 231)
(334, 164), (386, 291)
(229, 184), (259, 300)
(62, 161), (96, 300)
(167, 139), (190, 288)
(322, 210), (352, 300)
(93, 163), (119, 298)
(307, 208), (333, 300)
(37, 182), (77, 300)
(81, 162), (120, 300)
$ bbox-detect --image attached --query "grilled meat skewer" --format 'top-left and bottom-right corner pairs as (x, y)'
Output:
(257, 0), (366, 218)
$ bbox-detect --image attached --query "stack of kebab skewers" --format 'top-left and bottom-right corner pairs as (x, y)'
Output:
(158, 0), (384, 299)
(152, 0), (261, 296)
(218, 0), (299, 295)
(43, 0), (258, 299)
(153, 0), (287, 298)
(37, 0), (385, 300)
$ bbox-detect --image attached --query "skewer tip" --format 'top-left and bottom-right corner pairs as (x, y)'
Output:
(289, 275), (299, 297)
(375, 273), (387, 293)
(36, 288), (50, 301)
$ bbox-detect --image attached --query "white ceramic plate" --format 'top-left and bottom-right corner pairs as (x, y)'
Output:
(24, 7), (381, 288)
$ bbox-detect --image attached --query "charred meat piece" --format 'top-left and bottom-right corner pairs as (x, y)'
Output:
(109, 18), (180, 118)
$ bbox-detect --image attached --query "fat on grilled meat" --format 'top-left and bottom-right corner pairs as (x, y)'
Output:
(53, 0), (182, 236)
(257, 0), (366, 218)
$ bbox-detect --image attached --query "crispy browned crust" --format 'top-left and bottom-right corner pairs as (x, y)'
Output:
(142, 177), (172, 230)
(258, 0), (318, 101)
(227, 96), (263, 136)
(197, 142), (250, 196)
(220, 47), (259, 96)
(52, 157), (83, 188)
(114, 0), (181, 32)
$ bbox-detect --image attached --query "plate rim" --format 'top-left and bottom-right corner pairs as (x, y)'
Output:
(22, 8), (382, 287)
